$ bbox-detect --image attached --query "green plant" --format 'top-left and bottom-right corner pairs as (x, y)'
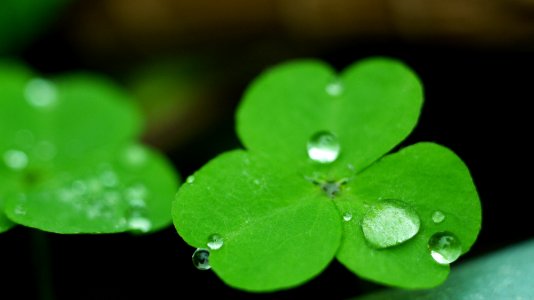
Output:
(173, 57), (481, 291)
(0, 61), (179, 234)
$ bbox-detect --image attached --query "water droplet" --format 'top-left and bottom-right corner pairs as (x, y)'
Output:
(35, 141), (56, 161)
(25, 78), (58, 108)
(326, 81), (343, 96)
(307, 131), (340, 163)
(100, 170), (118, 187)
(428, 232), (462, 264)
(343, 212), (352, 222)
(361, 200), (421, 248)
(123, 145), (147, 167)
(128, 212), (152, 232)
(186, 176), (195, 184)
(207, 234), (224, 250)
(432, 211), (446, 224)
(14, 205), (27, 216)
(3, 150), (29, 170)
(192, 248), (211, 270)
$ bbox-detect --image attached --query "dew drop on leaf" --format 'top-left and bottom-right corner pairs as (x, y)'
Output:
(432, 210), (446, 224)
(428, 232), (462, 265)
(325, 81), (343, 97)
(307, 131), (340, 163)
(207, 234), (224, 250)
(128, 211), (152, 233)
(3, 149), (29, 171)
(123, 145), (147, 167)
(192, 248), (211, 270)
(24, 78), (58, 108)
(343, 212), (352, 222)
(186, 175), (195, 184)
(361, 200), (421, 248)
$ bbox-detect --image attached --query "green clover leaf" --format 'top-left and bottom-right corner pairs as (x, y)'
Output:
(0, 61), (179, 234)
(173, 57), (481, 291)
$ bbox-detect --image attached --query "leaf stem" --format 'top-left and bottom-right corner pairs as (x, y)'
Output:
(31, 230), (54, 300)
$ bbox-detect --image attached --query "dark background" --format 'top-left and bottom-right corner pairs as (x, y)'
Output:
(1, 1), (533, 299)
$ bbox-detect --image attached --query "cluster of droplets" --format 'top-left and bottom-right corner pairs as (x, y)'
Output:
(52, 164), (152, 232)
(359, 199), (461, 265)
(192, 234), (224, 270)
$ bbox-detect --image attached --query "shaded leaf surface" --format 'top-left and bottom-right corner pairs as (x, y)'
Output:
(0, 62), (179, 233)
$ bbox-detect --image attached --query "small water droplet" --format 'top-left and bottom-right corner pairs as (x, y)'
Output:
(428, 232), (462, 264)
(128, 213), (152, 233)
(25, 78), (58, 108)
(326, 81), (343, 96)
(186, 176), (195, 184)
(207, 234), (224, 250)
(123, 145), (147, 167)
(432, 211), (446, 224)
(192, 248), (211, 270)
(14, 205), (27, 216)
(343, 212), (352, 222)
(307, 131), (340, 163)
(3, 150), (29, 170)
(35, 141), (56, 161)
(361, 200), (421, 249)
(100, 170), (118, 187)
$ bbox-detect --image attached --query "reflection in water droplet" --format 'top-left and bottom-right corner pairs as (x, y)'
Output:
(307, 131), (340, 163)
(3, 150), (29, 170)
(361, 200), (420, 249)
(192, 248), (211, 270)
(429, 232), (462, 265)
(326, 81), (343, 96)
(207, 234), (224, 250)
(186, 176), (195, 184)
(25, 78), (58, 108)
(343, 212), (352, 222)
(432, 211), (446, 224)
(128, 213), (152, 233)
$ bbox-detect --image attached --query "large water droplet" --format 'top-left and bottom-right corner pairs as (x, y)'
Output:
(25, 78), (58, 108)
(326, 81), (343, 96)
(428, 232), (462, 265)
(192, 248), (211, 270)
(307, 131), (340, 163)
(3, 150), (29, 171)
(432, 211), (446, 224)
(207, 234), (224, 250)
(361, 200), (421, 248)
(343, 212), (352, 222)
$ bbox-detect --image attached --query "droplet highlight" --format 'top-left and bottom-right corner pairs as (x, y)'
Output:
(326, 81), (343, 96)
(207, 234), (224, 250)
(3, 150), (29, 171)
(192, 248), (211, 270)
(432, 211), (446, 224)
(186, 176), (195, 184)
(428, 232), (462, 265)
(343, 212), (352, 222)
(25, 78), (58, 108)
(128, 212), (152, 233)
(307, 131), (340, 163)
(361, 200), (421, 249)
